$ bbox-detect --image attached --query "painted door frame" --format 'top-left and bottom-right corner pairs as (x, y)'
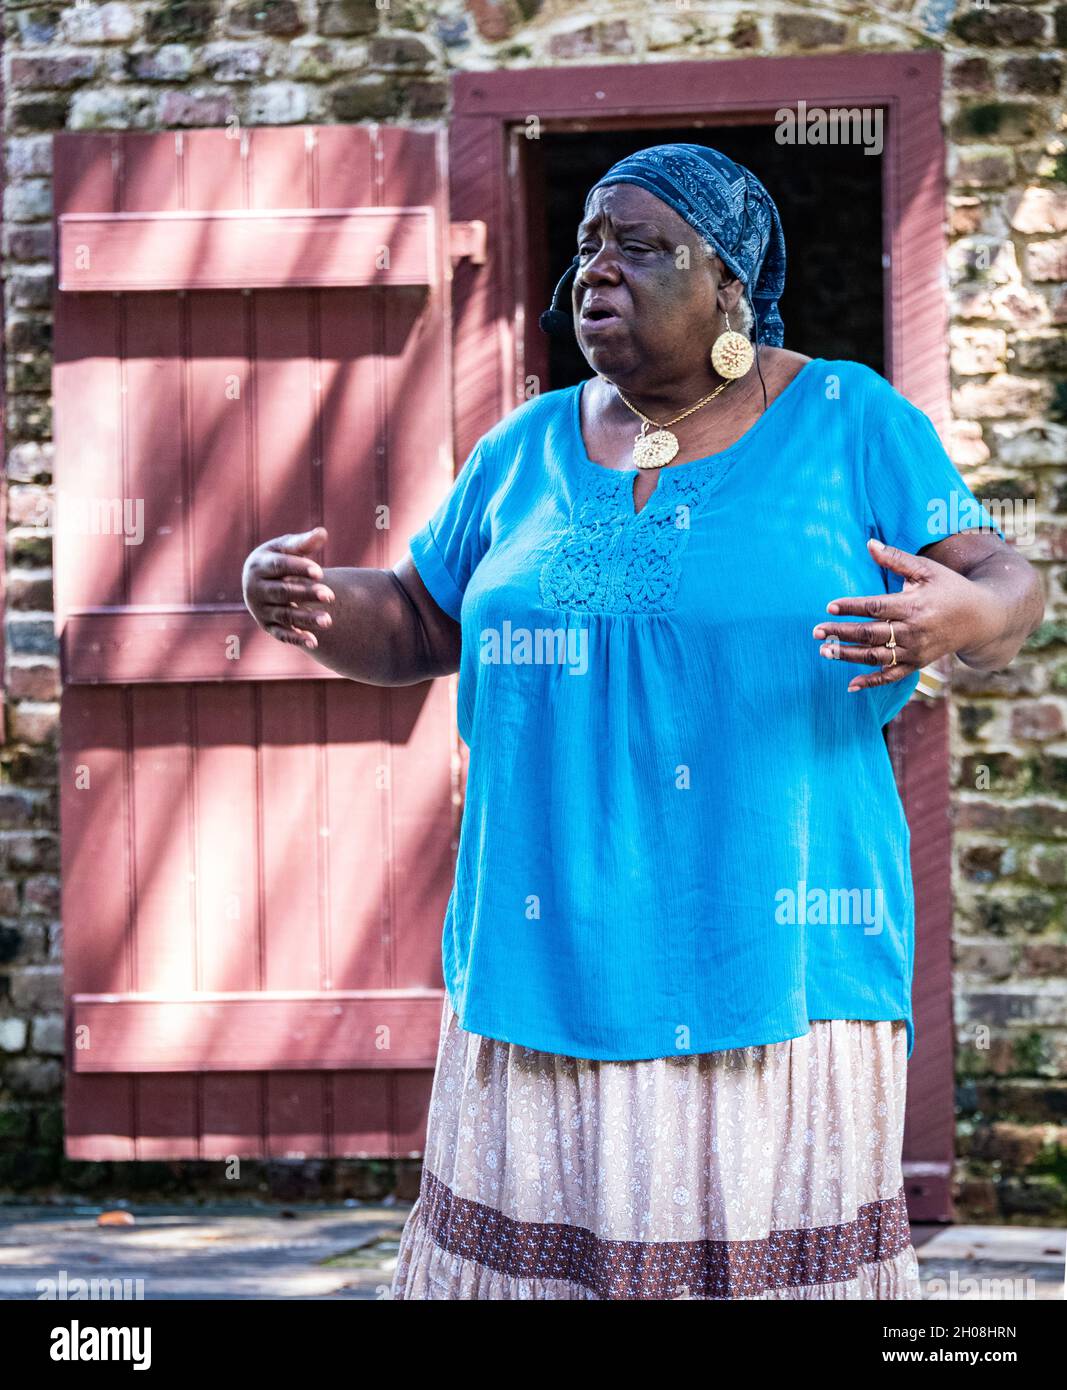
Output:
(449, 51), (956, 1222)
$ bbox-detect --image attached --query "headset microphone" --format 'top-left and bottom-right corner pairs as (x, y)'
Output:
(539, 254), (581, 335)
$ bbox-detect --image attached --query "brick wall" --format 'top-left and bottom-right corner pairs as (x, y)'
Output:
(1, 0), (1065, 1216)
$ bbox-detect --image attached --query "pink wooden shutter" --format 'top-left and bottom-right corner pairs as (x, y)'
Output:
(54, 127), (460, 1160)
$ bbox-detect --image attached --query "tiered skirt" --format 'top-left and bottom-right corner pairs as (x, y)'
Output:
(393, 997), (922, 1300)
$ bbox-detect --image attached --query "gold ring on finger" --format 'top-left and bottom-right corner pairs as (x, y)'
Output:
(886, 621), (897, 650)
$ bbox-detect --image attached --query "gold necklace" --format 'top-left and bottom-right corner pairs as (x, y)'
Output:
(611, 377), (732, 469)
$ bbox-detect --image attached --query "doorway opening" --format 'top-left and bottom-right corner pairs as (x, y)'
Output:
(519, 124), (885, 394)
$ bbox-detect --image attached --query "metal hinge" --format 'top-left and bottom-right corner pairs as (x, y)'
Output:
(449, 220), (487, 266)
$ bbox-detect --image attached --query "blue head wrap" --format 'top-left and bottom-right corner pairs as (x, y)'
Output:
(586, 143), (787, 348)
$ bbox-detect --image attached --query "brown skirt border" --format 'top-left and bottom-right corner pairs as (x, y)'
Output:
(412, 1168), (914, 1300)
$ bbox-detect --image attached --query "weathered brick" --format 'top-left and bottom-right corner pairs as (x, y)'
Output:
(6, 442), (52, 483)
(1022, 942), (1067, 975)
(974, 984), (1067, 1030)
(404, 79), (448, 118)
(368, 35), (436, 69)
(318, 0), (380, 38)
(949, 196), (986, 237)
(991, 421), (1067, 465)
(59, 2), (140, 44)
(971, 1078), (1067, 1123)
(201, 40), (270, 80)
(956, 799), (1067, 837)
(245, 80), (309, 122)
(4, 135), (53, 179)
(950, 56), (994, 92)
(4, 225), (55, 261)
(970, 891), (1060, 936)
(9, 965), (63, 1013)
(3, 178), (52, 225)
(961, 658), (1044, 700)
(329, 77), (404, 120)
(999, 1176), (1067, 1218)
(955, 938), (1015, 977)
(69, 86), (156, 130)
(8, 352), (53, 394)
(945, 418), (990, 466)
(30, 1014), (64, 1056)
(157, 88), (236, 125)
(0, 1104), (33, 1141)
(6, 318), (52, 358)
(14, 7), (62, 46)
(144, 1), (217, 44)
(953, 1176), (999, 1217)
(950, 326), (1007, 375)
(1014, 333), (1067, 373)
(990, 282), (1051, 327)
(959, 841), (1017, 883)
(1000, 55), (1064, 96)
(548, 21), (634, 59)
(969, 1121), (1055, 1167)
(6, 617), (59, 658)
(5, 661), (59, 702)
(8, 53), (99, 88)
(957, 751), (1033, 795)
(6, 569), (54, 611)
(7, 397), (53, 442)
(1027, 236), (1067, 282)
(9, 705), (60, 747)
(952, 376), (1046, 419)
(956, 1030), (1020, 1080)
(125, 44), (194, 81)
(3, 1058), (63, 1097)
(772, 14), (847, 48)
(11, 95), (73, 131)
(954, 662), (1046, 697)
(730, 14), (760, 48)
(1011, 700), (1067, 740)
(466, 0), (520, 41)
(0, 1018), (28, 1053)
(951, 145), (1015, 188)
(951, 101), (1044, 144)
(958, 702), (995, 740)
(948, 235), (1018, 285)
(952, 6), (1047, 47)
(1010, 187), (1067, 235)
(226, 0), (304, 37)
(6, 482), (51, 527)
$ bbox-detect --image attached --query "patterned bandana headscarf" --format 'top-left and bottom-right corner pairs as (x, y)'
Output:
(586, 143), (787, 348)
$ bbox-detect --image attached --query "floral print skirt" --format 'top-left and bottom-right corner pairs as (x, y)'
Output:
(392, 995), (923, 1300)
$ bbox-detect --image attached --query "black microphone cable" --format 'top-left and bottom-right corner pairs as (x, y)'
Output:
(539, 253), (581, 335)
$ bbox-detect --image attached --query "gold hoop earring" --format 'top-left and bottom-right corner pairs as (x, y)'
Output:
(710, 311), (755, 381)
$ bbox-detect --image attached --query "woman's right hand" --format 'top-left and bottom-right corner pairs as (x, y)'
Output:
(241, 527), (336, 651)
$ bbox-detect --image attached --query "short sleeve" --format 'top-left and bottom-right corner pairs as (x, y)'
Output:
(862, 391), (1005, 558)
(407, 441), (495, 622)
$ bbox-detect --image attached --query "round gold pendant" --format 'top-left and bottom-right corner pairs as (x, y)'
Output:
(633, 428), (679, 469)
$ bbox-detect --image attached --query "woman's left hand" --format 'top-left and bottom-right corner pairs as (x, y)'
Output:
(811, 536), (1003, 693)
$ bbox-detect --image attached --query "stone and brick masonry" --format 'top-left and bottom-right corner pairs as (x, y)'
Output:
(1, 0), (1065, 1216)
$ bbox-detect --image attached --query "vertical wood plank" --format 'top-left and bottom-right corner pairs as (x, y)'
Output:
(57, 124), (457, 1160)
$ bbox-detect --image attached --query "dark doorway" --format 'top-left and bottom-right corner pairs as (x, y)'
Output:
(529, 125), (884, 391)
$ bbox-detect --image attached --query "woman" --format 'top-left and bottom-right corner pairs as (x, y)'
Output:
(242, 144), (1043, 1299)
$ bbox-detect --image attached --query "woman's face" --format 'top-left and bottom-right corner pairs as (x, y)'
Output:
(573, 183), (740, 384)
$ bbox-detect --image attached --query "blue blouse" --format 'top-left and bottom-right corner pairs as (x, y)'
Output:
(407, 359), (1001, 1061)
